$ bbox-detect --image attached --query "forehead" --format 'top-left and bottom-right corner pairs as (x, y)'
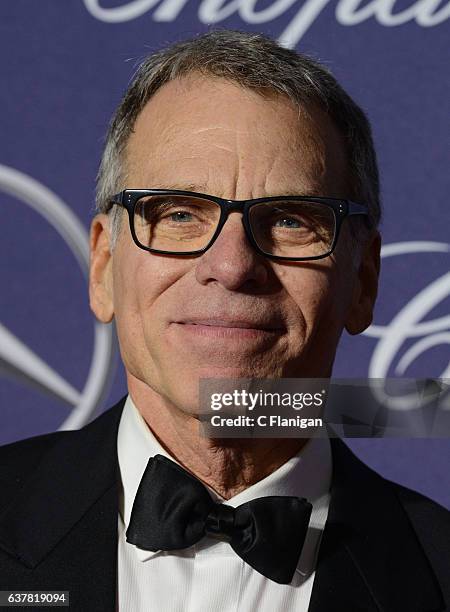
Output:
(125, 74), (348, 197)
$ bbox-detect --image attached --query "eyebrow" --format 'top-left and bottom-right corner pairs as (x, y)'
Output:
(151, 182), (209, 192)
(149, 182), (316, 198)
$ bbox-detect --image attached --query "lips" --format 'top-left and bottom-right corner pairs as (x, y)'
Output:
(174, 318), (285, 332)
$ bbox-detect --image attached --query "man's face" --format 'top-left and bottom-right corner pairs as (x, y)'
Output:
(90, 74), (379, 412)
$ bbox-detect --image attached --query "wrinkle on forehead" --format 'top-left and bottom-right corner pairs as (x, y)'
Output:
(125, 75), (348, 199)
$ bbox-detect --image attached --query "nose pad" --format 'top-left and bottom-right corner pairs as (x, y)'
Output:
(211, 202), (257, 256)
(241, 215), (251, 248)
(195, 210), (269, 288)
(240, 212), (260, 257)
(227, 213), (257, 256)
(216, 211), (251, 250)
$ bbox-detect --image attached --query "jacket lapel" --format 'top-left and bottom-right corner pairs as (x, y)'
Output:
(309, 438), (445, 612)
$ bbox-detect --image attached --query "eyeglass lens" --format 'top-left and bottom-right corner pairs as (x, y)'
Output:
(133, 194), (336, 257)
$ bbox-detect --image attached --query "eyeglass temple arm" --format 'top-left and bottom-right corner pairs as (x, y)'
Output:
(347, 201), (373, 227)
(109, 192), (124, 206)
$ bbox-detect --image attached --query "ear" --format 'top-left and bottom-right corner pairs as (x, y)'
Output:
(89, 214), (114, 323)
(345, 230), (381, 335)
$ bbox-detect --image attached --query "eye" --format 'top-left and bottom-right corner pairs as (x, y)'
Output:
(274, 216), (301, 228)
(168, 210), (194, 222)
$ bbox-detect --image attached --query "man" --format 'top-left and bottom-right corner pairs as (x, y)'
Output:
(0, 30), (448, 611)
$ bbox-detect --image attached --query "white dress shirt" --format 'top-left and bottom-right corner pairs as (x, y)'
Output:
(117, 395), (332, 612)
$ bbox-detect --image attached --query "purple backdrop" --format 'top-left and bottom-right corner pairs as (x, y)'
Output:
(0, 1), (449, 508)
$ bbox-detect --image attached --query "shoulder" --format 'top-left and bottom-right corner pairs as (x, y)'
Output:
(0, 396), (127, 515)
(368, 461), (450, 604)
(390, 479), (450, 596)
(0, 430), (69, 513)
(344, 440), (450, 549)
(329, 438), (450, 604)
(391, 479), (450, 529)
(356, 454), (450, 539)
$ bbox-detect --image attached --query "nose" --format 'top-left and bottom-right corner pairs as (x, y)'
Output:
(195, 212), (269, 290)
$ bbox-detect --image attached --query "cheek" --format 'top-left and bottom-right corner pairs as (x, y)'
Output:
(279, 265), (334, 318)
(276, 261), (349, 344)
(112, 251), (190, 345)
(111, 257), (147, 369)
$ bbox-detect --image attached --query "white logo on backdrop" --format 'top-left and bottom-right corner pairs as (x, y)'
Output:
(83, 0), (449, 48)
(0, 165), (116, 430)
(364, 241), (450, 410)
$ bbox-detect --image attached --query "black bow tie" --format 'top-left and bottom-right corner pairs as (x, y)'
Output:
(126, 454), (312, 584)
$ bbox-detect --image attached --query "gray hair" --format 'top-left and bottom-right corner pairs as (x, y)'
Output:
(96, 29), (381, 253)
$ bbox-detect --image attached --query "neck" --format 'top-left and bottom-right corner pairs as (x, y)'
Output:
(127, 374), (308, 499)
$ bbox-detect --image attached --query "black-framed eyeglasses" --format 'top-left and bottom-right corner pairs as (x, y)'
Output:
(109, 189), (371, 261)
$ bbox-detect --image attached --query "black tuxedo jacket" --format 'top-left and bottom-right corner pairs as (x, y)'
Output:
(0, 396), (448, 611)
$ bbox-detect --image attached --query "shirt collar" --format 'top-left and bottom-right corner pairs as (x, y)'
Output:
(118, 394), (332, 575)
